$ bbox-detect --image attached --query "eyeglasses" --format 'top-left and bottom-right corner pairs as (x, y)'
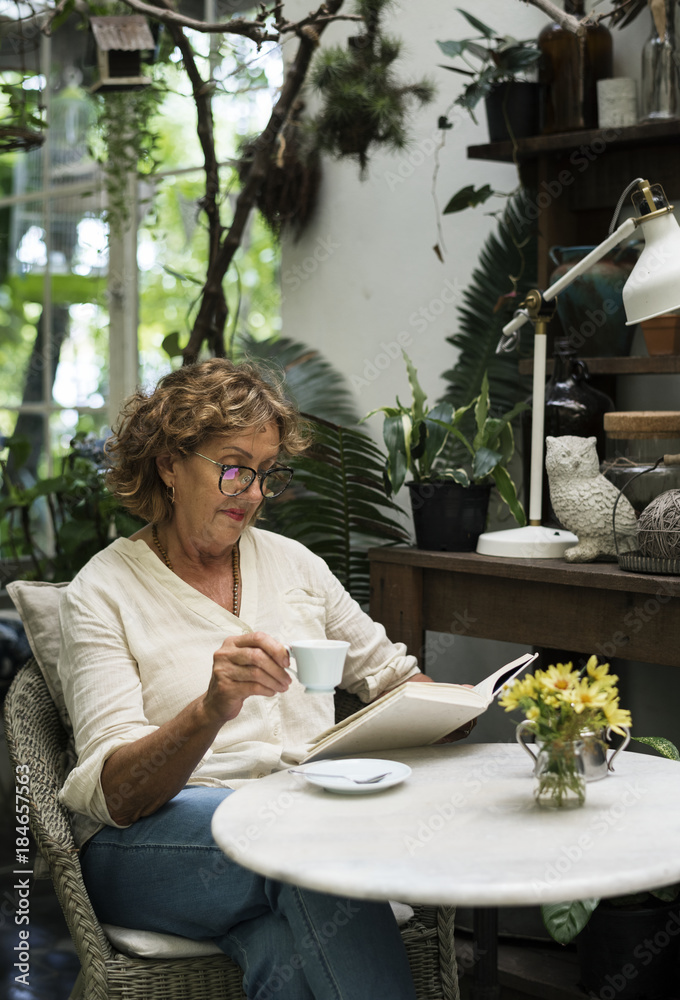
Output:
(193, 452), (294, 498)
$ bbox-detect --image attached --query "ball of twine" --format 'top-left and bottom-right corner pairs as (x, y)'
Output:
(637, 490), (680, 558)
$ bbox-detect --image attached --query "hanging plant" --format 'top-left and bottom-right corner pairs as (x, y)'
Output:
(237, 99), (321, 239)
(307, 0), (435, 174)
(92, 83), (162, 233)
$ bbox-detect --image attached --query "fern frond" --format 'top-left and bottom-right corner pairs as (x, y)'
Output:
(262, 416), (409, 604)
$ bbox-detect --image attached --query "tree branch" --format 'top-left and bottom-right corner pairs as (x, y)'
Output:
(117, 0), (278, 42)
(112, 0), (361, 41)
(183, 0), (347, 363)
(150, 0), (227, 357)
(518, 0), (585, 33)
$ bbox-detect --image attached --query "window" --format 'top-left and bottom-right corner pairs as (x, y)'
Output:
(0, 3), (283, 484)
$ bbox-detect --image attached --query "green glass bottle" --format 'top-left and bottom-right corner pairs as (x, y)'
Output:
(539, 0), (613, 133)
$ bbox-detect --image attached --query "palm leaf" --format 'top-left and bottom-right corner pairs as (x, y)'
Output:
(609, 0), (649, 28)
(261, 415), (409, 605)
(239, 332), (359, 425)
(440, 188), (537, 415)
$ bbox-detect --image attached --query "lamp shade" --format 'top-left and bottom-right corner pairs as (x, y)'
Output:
(623, 212), (680, 324)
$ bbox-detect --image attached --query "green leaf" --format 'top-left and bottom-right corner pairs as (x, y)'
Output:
(443, 184), (495, 215)
(465, 41), (494, 63)
(262, 416), (408, 600)
(162, 331), (184, 358)
(442, 467), (470, 486)
(3, 435), (31, 469)
(403, 351), (428, 421)
(631, 736), (680, 760)
(383, 415), (410, 494)
(439, 189), (537, 445)
(473, 373), (490, 449)
(242, 333), (359, 426)
(436, 39), (469, 58)
(541, 899), (599, 945)
(423, 402), (454, 470)
(57, 520), (99, 547)
(472, 446), (500, 480)
(492, 464), (526, 526)
(499, 47), (542, 73)
(455, 8), (496, 39)
(650, 884), (680, 902)
(409, 420), (428, 461)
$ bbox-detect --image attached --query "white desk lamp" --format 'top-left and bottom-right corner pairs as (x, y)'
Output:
(476, 178), (680, 559)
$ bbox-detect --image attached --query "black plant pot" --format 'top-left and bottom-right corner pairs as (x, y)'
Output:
(485, 81), (540, 143)
(408, 482), (491, 552)
(577, 900), (680, 1000)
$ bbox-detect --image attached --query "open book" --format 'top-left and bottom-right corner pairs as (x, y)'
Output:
(301, 651), (538, 763)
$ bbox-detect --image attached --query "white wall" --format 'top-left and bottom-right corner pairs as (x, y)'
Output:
(281, 0), (542, 425)
(281, 0), (649, 429)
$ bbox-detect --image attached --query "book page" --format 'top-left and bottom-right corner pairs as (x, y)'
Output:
(473, 652), (538, 706)
(301, 652), (537, 763)
(302, 689), (484, 762)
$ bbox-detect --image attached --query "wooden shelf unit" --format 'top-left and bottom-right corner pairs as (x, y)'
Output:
(467, 120), (680, 289)
(518, 355), (680, 375)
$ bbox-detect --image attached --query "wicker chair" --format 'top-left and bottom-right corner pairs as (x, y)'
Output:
(4, 660), (459, 1000)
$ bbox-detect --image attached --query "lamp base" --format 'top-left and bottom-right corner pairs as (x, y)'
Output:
(476, 524), (579, 559)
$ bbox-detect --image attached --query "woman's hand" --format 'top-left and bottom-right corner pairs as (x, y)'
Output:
(202, 631), (291, 724)
(434, 717), (477, 743)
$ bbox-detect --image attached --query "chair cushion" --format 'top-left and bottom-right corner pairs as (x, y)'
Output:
(102, 901), (414, 959)
(6, 580), (71, 732)
(101, 924), (224, 959)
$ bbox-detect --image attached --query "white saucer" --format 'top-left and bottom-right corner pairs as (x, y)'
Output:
(295, 759), (411, 795)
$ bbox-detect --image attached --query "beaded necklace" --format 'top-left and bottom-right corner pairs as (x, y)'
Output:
(152, 523), (240, 615)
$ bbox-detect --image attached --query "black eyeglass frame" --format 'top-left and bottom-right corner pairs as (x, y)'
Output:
(193, 452), (294, 498)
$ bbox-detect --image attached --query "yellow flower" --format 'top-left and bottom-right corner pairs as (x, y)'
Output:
(499, 674), (537, 711)
(526, 705), (540, 722)
(536, 662), (579, 697)
(570, 678), (610, 714)
(586, 655), (618, 688)
(603, 701), (633, 736)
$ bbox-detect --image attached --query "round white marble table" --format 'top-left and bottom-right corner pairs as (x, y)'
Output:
(211, 742), (680, 909)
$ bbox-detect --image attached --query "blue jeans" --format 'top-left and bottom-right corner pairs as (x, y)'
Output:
(81, 786), (417, 1000)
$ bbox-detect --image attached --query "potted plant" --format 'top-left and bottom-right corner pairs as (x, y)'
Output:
(437, 9), (542, 142)
(363, 352), (526, 551)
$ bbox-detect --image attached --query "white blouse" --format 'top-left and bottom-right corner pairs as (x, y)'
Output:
(57, 527), (419, 839)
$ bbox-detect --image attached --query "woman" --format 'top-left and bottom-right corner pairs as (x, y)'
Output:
(57, 358), (457, 1000)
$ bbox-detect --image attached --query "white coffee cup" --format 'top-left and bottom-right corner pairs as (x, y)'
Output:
(286, 639), (350, 693)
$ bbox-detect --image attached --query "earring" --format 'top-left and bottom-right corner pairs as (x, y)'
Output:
(167, 484), (175, 504)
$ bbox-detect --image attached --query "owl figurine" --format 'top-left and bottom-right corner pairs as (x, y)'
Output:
(545, 435), (638, 563)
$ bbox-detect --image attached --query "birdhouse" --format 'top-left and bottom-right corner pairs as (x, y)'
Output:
(89, 16), (155, 93)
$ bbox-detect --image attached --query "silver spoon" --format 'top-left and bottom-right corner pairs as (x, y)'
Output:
(288, 769), (392, 784)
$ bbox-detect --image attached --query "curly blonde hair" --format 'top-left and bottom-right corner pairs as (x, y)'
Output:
(106, 358), (309, 523)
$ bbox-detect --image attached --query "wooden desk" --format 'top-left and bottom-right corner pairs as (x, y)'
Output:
(368, 548), (680, 668)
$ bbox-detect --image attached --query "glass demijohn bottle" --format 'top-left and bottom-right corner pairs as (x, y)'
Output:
(538, 0), (613, 133)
